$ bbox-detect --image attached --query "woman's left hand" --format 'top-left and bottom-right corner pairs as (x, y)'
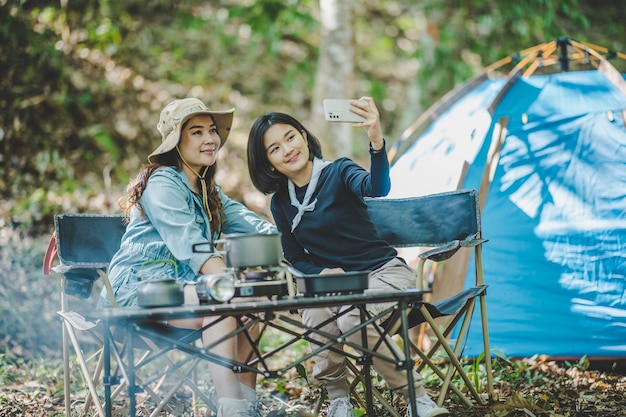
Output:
(350, 97), (384, 151)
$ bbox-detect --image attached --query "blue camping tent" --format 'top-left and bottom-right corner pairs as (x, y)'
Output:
(388, 39), (626, 359)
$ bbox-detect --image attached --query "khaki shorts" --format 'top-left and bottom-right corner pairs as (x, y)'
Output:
(366, 257), (418, 318)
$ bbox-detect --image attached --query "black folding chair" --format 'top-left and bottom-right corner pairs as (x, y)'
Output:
(349, 189), (495, 410)
(43, 213), (216, 417)
(43, 214), (126, 417)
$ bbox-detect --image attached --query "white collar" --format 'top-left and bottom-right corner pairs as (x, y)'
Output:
(287, 158), (331, 232)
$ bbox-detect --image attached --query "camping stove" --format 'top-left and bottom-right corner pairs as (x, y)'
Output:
(230, 265), (289, 299)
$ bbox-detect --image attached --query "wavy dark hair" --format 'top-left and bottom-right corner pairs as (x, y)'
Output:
(120, 121), (223, 233)
(246, 112), (323, 194)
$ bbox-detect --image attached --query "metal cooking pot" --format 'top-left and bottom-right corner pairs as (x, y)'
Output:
(221, 232), (282, 268)
(192, 233), (282, 269)
(137, 259), (184, 308)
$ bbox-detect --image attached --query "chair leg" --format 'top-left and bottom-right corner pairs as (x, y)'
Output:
(62, 316), (72, 417)
(60, 285), (73, 417)
(410, 344), (473, 407)
(83, 348), (105, 412)
(436, 299), (477, 406)
(61, 319), (131, 416)
(134, 335), (216, 415)
(64, 327), (161, 417)
(479, 293), (495, 402)
(345, 360), (402, 417)
(474, 245), (495, 402)
(148, 357), (203, 417)
(419, 305), (484, 405)
(414, 303), (467, 376)
(63, 320), (106, 417)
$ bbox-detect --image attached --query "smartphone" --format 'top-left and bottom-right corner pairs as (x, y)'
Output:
(323, 99), (368, 123)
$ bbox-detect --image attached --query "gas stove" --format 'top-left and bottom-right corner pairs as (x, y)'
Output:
(230, 265), (290, 299)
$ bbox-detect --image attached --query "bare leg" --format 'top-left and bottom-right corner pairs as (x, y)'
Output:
(237, 322), (258, 389)
(168, 285), (245, 400)
(202, 315), (245, 399)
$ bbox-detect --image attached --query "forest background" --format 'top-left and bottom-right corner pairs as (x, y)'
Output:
(0, 0), (625, 411)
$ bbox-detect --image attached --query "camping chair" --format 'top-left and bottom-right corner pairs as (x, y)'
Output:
(42, 214), (216, 417)
(343, 189), (494, 412)
(43, 214), (127, 416)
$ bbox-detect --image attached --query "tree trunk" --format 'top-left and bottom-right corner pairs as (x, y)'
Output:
(312, 0), (356, 159)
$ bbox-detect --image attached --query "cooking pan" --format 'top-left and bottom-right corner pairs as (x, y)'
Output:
(294, 270), (370, 296)
(193, 232), (282, 268)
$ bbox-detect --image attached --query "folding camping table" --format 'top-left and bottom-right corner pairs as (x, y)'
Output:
(89, 289), (428, 417)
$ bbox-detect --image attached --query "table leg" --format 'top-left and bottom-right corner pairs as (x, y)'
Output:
(104, 327), (111, 417)
(400, 303), (417, 417)
(127, 322), (136, 417)
(359, 306), (375, 416)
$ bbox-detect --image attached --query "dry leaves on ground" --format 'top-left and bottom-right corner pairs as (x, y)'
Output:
(0, 355), (625, 417)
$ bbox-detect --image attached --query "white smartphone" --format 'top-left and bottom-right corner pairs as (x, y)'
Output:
(323, 99), (368, 123)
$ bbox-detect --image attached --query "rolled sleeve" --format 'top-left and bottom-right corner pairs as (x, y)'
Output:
(219, 188), (277, 235)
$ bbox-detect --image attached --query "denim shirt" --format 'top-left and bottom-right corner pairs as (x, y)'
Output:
(98, 166), (276, 307)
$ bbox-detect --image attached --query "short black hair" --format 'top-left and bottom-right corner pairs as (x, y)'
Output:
(247, 112), (323, 194)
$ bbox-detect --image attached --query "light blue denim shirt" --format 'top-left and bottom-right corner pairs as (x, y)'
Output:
(98, 166), (276, 307)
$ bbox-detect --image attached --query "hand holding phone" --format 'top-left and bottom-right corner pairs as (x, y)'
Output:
(323, 99), (369, 123)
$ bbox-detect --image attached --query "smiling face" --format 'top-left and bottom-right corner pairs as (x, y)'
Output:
(263, 123), (312, 186)
(178, 114), (221, 174)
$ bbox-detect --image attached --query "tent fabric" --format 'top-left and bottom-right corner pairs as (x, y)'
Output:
(388, 70), (626, 359)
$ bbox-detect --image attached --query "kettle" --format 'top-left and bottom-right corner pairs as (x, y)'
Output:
(137, 260), (184, 308)
(137, 278), (184, 308)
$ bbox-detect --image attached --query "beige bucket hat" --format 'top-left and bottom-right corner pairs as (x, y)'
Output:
(148, 98), (234, 163)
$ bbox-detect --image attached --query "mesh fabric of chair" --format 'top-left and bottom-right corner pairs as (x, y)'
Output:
(361, 189), (495, 408)
(43, 213), (215, 417)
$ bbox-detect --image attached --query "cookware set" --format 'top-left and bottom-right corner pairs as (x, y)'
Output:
(138, 232), (370, 307)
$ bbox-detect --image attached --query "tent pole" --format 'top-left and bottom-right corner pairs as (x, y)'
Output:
(478, 117), (508, 211)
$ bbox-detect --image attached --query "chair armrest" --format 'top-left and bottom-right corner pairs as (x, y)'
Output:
(98, 270), (119, 307)
(418, 240), (461, 263)
(43, 232), (58, 276)
(419, 237), (488, 263)
(460, 238), (489, 248)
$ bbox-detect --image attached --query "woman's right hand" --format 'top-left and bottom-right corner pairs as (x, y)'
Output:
(351, 97), (384, 150)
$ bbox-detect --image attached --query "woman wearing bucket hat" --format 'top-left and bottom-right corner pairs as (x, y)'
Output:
(99, 97), (275, 417)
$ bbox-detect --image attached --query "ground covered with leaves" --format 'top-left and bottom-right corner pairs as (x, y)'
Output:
(1, 232), (624, 416)
(0, 352), (624, 417)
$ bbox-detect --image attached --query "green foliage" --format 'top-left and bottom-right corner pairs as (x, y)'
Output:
(229, 0), (318, 57)
(414, 0), (595, 105)
(1, 0), (624, 234)
(565, 354), (589, 372)
(295, 362), (309, 382)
